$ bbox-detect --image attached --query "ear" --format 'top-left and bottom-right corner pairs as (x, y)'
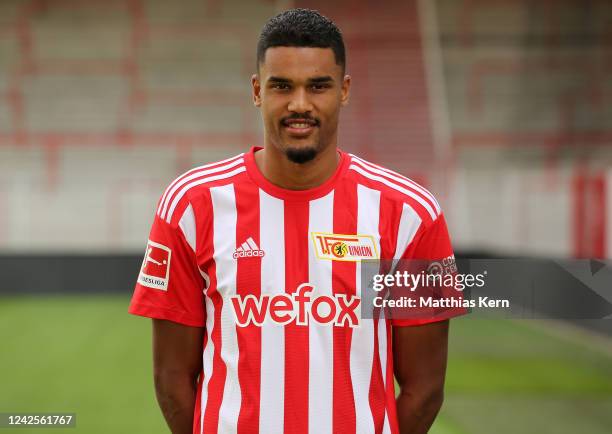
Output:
(340, 74), (351, 107)
(252, 74), (262, 107)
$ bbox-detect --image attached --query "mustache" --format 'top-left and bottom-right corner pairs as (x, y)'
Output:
(281, 114), (320, 126)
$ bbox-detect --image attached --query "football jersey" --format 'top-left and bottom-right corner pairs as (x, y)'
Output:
(129, 146), (465, 434)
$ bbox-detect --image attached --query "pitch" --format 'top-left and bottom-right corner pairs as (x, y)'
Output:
(0, 296), (611, 434)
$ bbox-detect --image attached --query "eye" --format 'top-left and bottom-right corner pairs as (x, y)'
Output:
(272, 83), (290, 90)
(311, 83), (330, 91)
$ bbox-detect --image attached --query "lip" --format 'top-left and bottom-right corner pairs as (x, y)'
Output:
(283, 124), (315, 136)
(282, 119), (317, 137)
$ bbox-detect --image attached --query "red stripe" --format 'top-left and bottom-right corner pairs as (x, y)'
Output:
(332, 182), (357, 434)
(161, 160), (245, 219)
(160, 154), (243, 209)
(572, 168), (587, 258)
(166, 196), (191, 226)
(368, 320), (386, 434)
(592, 174), (606, 259)
(378, 195), (404, 433)
(193, 316), (210, 433)
(234, 182), (262, 434)
(202, 190), (225, 434)
(366, 194), (393, 434)
(347, 167), (434, 225)
(202, 276), (225, 434)
(605, 175), (610, 259)
(283, 201), (310, 434)
(384, 319), (400, 434)
(351, 157), (438, 215)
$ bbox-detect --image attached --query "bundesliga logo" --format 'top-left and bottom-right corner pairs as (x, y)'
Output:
(138, 240), (171, 291)
(231, 283), (361, 327)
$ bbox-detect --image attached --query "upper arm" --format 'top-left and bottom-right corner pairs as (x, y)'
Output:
(153, 319), (205, 379)
(393, 320), (449, 394)
(391, 213), (467, 327)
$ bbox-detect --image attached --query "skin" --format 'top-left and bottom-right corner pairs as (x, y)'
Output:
(152, 46), (450, 434)
(152, 319), (204, 434)
(394, 320), (450, 433)
(251, 46), (350, 189)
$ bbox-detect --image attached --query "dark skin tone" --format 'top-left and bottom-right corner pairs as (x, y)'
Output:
(251, 46), (350, 189)
(152, 320), (204, 434)
(394, 320), (450, 433)
(152, 46), (450, 434)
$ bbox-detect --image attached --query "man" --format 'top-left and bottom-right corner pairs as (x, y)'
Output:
(129, 8), (464, 434)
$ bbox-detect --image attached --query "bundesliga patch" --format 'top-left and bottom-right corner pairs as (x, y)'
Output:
(138, 240), (171, 291)
(311, 232), (379, 261)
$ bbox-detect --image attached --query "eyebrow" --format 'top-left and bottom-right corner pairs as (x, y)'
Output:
(268, 76), (291, 83)
(308, 76), (334, 84)
(267, 75), (335, 84)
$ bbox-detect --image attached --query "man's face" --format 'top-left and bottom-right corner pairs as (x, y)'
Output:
(252, 47), (350, 164)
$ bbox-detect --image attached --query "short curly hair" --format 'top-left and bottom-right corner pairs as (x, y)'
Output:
(257, 8), (346, 73)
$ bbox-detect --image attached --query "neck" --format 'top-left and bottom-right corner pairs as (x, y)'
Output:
(254, 143), (339, 190)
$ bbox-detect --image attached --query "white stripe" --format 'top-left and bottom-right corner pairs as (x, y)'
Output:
(308, 191), (334, 434)
(379, 318), (391, 434)
(246, 237), (259, 250)
(199, 268), (210, 291)
(382, 203), (422, 433)
(352, 185), (380, 433)
(258, 189), (286, 433)
(158, 154), (243, 217)
(200, 297), (215, 434)
(211, 184), (241, 434)
(165, 166), (246, 223)
(393, 203), (423, 260)
(377, 319), (388, 388)
(351, 155), (442, 213)
(241, 241), (250, 251)
(349, 164), (438, 221)
(382, 410), (391, 434)
(351, 156), (441, 215)
(178, 203), (196, 252)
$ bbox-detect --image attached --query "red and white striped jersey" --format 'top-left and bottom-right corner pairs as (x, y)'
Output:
(129, 146), (464, 434)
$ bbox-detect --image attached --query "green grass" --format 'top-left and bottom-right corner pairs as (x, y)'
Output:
(0, 295), (165, 434)
(1, 295), (611, 434)
(429, 317), (612, 434)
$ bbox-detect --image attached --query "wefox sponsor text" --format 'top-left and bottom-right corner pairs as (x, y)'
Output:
(231, 283), (361, 327)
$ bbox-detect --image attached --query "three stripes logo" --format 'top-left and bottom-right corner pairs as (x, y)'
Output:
(233, 237), (265, 259)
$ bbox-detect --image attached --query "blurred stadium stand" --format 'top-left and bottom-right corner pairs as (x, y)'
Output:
(0, 0), (611, 263)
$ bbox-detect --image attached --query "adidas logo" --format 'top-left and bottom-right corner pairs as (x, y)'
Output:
(233, 237), (265, 259)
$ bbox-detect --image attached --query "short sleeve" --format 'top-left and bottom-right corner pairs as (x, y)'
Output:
(391, 213), (468, 327)
(128, 211), (206, 327)
(402, 213), (453, 261)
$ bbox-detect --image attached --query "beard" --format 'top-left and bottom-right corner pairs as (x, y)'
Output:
(278, 113), (322, 164)
(285, 146), (318, 164)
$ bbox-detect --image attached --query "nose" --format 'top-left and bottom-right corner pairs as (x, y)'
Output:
(287, 87), (313, 113)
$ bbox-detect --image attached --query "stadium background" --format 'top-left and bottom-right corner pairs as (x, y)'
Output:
(1, 0), (611, 433)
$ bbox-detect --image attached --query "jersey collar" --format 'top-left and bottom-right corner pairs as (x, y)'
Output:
(244, 145), (349, 201)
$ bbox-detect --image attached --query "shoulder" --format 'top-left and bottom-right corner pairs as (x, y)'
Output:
(155, 152), (247, 225)
(345, 153), (443, 225)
